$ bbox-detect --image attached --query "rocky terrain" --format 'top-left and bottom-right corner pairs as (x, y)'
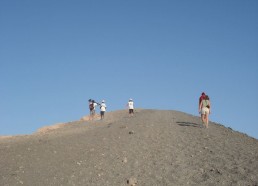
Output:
(1, 109), (258, 185)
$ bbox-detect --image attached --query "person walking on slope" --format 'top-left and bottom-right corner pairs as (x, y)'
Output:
(198, 92), (206, 122)
(127, 98), (134, 116)
(199, 95), (211, 128)
(199, 92), (206, 109)
(100, 100), (107, 120)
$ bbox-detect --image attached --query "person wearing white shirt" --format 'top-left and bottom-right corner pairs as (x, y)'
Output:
(127, 98), (134, 116)
(100, 100), (107, 120)
(93, 101), (98, 114)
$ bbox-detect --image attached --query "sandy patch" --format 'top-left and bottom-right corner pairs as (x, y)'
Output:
(36, 123), (67, 134)
(0, 136), (14, 139)
(81, 114), (101, 121)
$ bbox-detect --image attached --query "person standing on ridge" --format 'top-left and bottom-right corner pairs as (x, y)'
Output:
(199, 95), (211, 128)
(100, 100), (107, 120)
(88, 99), (94, 120)
(92, 100), (100, 118)
(127, 98), (134, 116)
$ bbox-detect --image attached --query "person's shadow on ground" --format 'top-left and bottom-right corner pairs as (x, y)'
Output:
(176, 121), (200, 128)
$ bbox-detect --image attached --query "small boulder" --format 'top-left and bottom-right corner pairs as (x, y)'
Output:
(127, 177), (137, 185)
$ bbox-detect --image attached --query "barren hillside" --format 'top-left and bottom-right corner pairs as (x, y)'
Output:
(1, 109), (257, 185)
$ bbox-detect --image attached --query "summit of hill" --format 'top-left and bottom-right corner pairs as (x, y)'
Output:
(1, 109), (257, 185)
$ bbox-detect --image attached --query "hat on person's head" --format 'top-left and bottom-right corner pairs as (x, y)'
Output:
(88, 99), (92, 102)
(102, 100), (105, 103)
(129, 98), (133, 101)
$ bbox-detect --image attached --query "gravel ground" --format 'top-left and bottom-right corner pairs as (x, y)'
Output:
(1, 109), (258, 186)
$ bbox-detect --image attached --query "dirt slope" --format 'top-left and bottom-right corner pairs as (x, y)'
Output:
(0, 109), (257, 186)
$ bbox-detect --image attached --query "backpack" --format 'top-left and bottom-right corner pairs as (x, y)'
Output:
(89, 103), (94, 110)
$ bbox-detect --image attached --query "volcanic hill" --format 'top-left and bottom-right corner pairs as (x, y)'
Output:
(1, 109), (257, 185)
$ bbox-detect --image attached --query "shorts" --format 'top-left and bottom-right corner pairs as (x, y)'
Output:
(90, 109), (95, 115)
(100, 111), (105, 116)
(201, 107), (209, 115)
(129, 109), (134, 114)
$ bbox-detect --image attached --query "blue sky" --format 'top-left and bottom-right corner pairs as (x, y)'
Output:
(1, 0), (257, 139)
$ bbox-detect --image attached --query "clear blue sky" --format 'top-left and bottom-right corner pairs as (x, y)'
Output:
(1, 0), (257, 139)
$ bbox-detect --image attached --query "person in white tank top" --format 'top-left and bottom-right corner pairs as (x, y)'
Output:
(100, 100), (107, 120)
(127, 98), (134, 116)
